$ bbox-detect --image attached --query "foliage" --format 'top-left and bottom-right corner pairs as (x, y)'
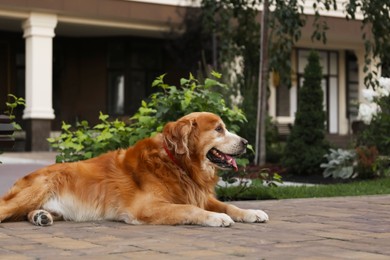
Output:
(321, 146), (389, 180)
(165, 8), (214, 78)
(48, 113), (133, 163)
(200, 0), (328, 88)
(354, 77), (389, 178)
(373, 156), (390, 178)
(282, 51), (328, 175)
(201, 0), (390, 87)
(48, 73), (247, 163)
(4, 94), (25, 131)
(346, 0), (390, 80)
(200, 0), (322, 148)
(268, 0), (307, 87)
(265, 116), (284, 163)
(129, 72), (246, 139)
(320, 149), (357, 179)
(355, 146), (379, 179)
(0, 94), (25, 162)
(201, 0), (260, 76)
(357, 77), (390, 155)
(201, 0), (261, 146)
(260, 168), (283, 187)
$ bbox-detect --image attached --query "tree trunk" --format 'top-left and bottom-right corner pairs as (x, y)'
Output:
(255, 0), (269, 166)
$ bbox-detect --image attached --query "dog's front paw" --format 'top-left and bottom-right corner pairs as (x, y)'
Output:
(204, 212), (234, 227)
(28, 210), (53, 226)
(242, 209), (269, 223)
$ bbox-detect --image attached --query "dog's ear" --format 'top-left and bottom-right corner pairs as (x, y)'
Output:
(163, 119), (194, 155)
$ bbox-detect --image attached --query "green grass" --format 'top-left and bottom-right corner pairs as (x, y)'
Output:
(216, 177), (390, 201)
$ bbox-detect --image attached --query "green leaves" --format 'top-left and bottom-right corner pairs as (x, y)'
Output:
(48, 112), (134, 162)
(130, 72), (246, 137)
(211, 71), (222, 78)
(49, 73), (247, 163)
(4, 94), (25, 131)
(321, 149), (357, 179)
(347, 0), (390, 79)
(152, 74), (166, 87)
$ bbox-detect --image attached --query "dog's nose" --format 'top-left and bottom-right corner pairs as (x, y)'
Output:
(241, 138), (248, 147)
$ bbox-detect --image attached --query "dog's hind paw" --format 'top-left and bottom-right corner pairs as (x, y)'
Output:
(28, 210), (53, 226)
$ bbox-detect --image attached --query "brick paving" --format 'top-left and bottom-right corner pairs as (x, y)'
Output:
(0, 195), (389, 259)
(1, 153), (390, 259)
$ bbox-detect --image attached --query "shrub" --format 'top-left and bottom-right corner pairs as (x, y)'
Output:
(282, 51), (328, 175)
(48, 114), (133, 162)
(321, 147), (389, 179)
(373, 156), (390, 177)
(320, 149), (357, 179)
(265, 116), (284, 163)
(357, 77), (390, 154)
(129, 72), (246, 141)
(0, 94), (25, 163)
(48, 72), (247, 163)
(355, 146), (379, 179)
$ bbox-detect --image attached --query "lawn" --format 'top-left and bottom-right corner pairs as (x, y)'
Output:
(216, 177), (390, 201)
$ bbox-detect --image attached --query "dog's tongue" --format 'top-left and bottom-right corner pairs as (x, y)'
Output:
(224, 154), (238, 172)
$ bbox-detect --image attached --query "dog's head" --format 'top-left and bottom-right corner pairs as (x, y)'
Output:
(163, 112), (248, 171)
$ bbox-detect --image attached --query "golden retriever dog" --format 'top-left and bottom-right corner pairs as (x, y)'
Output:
(0, 112), (268, 227)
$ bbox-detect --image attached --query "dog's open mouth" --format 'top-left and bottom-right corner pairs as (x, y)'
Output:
(206, 148), (239, 171)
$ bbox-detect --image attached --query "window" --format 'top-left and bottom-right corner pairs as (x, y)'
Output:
(276, 84), (290, 117)
(107, 43), (125, 115)
(107, 40), (163, 116)
(296, 49), (339, 133)
(345, 51), (359, 119)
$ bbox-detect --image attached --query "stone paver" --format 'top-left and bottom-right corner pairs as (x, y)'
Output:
(0, 195), (389, 259)
(1, 153), (390, 259)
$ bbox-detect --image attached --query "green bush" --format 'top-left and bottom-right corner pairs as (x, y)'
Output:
(48, 72), (247, 163)
(265, 116), (284, 163)
(1, 94), (25, 163)
(357, 78), (390, 155)
(320, 148), (357, 179)
(129, 72), (246, 141)
(355, 146), (380, 179)
(321, 147), (390, 180)
(282, 51), (328, 175)
(48, 114), (133, 162)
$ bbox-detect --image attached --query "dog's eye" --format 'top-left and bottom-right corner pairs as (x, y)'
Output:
(215, 125), (224, 133)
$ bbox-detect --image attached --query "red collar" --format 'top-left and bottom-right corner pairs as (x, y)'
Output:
(163, 142), (180, 167)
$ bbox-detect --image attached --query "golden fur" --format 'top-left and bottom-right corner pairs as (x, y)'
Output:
(0, 112), (268, 227)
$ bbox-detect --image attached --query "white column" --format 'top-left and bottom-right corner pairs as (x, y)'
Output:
(22, 12), (57, 120)
(338, 51), (348, 135)
(290, 50), (298, 119)
(269, 74), (276, 118)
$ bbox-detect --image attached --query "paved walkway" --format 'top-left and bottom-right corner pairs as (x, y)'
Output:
(1, 153), (390, 259)
(0, 152), (57, 194)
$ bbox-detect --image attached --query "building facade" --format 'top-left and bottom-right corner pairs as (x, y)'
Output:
(269, 13), (374, 138)
(0, 0), (374, 150)
(0, 0), (193, 150)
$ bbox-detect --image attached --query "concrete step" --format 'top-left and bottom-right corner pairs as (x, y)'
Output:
(326, 134), (355, 149)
